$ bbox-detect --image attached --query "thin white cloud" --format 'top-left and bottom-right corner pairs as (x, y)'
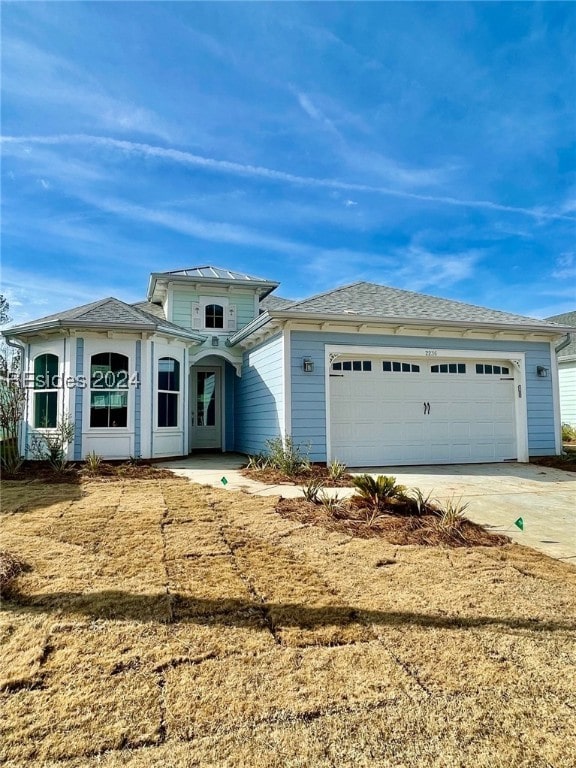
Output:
(2, 133), (572, 222)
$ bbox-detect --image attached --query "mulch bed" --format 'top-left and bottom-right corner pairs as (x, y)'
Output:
(242, 465), (354, 487)
(531, 454), (576, 473)
(276, 497), (511, 548)
(2, 461), (176, 484)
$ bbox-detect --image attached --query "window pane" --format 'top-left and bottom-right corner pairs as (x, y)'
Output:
(431, 365), (438, 373)
(362, 361), (372, 371)
(332, 362), (341, 370)
(158, 357), (180, 391)
(412, 365), (420, 372)
(440, 364), (448, 373)
(90, 392), (127, 427)
(343, 361), (352, 371)
(383, 361), (392, 372)
(402, 363), (410, 372)
(197, 372), (216, 427)
(34, 354), (58, 389)
(485, 365), (493, 374)
(493, 366), (501, 374)
(34, 392), (57, 428)
(392, 362), (401, 372)
(457, 364), (466, 374)
(352, 361), (361, 371)
(91, 352), (129, 388)
(476, 364), (483, 374)
(205, 304), (224, 329)
(502, 367), (509, 375)
(158, 392), (178, 427)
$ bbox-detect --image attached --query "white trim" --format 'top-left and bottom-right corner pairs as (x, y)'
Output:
(325, 344), (529, 465)
(190, 347), (242, 375)
(550, 340), (562, 454)
(282, 328), (292, 440)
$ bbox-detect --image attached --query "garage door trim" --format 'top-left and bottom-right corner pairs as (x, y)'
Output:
(325, 345), (528, 465)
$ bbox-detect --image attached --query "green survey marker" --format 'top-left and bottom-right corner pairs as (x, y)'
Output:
(221, 477), (228, 486)
(514, 517), (524, 531)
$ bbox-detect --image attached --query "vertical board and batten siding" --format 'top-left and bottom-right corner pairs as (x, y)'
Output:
(234, 334), (284, 455)
(290, 331), (556, 462)
(171, 289), (257, 331)
(558, 361), (576, 426)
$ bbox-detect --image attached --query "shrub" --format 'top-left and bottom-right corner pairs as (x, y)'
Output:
(265, 436), (311, 477)
(436, 497), (470, 530)
(0, 377), (26, 474)
(562, 423), (576, 443)
(302, 478), (324, 503)
(351, 474), (407, 526)
(318, 490), (346, 516)
(29, 416), (75, 472)
(408, 487), (438, 516)
(327, 459), (347, 481)
(246, 452), (269, 470)
(84, 450), (102, 476)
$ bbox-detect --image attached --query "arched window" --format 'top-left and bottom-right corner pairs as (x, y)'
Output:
(205, 304), (224, 329)
(158, 357), (180, 428)
(33, 354), (58, 428)
(90, 352), (129, 428)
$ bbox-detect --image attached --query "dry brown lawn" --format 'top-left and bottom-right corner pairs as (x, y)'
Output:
(1, 475), (575, 767)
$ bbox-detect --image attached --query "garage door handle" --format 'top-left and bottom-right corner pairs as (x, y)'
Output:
(423, 402), (430, 415)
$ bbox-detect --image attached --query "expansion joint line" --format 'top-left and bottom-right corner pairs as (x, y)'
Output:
(210, 501), (280, 644)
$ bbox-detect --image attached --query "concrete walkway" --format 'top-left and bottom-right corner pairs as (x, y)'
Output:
(159, 454), (576, 563)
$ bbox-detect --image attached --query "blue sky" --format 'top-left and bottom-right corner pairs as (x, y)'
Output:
(2, 1), (575, 327)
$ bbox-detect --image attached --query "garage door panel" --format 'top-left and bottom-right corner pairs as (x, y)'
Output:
(329, 355), (517, 466)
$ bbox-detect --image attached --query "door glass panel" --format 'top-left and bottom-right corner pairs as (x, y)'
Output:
(197, 372), (216, 427)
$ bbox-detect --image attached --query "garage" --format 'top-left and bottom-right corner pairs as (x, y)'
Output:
(328, 352), (519, 466)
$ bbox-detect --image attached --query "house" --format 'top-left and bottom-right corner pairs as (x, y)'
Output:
(4, 265), (574, 467)
(546, 311), (576, 427)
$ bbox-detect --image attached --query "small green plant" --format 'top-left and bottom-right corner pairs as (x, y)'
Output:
(562, 423), (576, 443)
(84, 450), (102, 476)
(29, 416), (75, 472)
(0, 377), (26, 474)
(318, 489), (345, 516)
(436, 496), (470, 530)
(351, 474), (407, 526)
(265, 436), (310, 477)
(128, 454), (142, 466)
(327, 459), (347, 481)
(247, 452), (269, 470)
(408, 487), (437, 516)
(302, 477), (324, 502)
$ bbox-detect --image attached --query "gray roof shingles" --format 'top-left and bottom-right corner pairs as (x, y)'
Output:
(280, 281), (570, 329)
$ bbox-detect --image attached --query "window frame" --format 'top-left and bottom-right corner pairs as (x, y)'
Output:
(33, 353), (59, 429)
(89, 352), (130, 429)
(157, 356), (180, 429)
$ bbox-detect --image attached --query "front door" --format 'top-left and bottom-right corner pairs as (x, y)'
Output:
(190, 367), (221, 450)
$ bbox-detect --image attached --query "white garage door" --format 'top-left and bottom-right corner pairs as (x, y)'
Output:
(329, 356), (517, 466)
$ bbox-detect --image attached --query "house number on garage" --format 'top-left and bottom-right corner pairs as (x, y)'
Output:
(424, 350), (438, 356)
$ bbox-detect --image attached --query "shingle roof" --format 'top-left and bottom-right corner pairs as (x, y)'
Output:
(280, 282), (569, 330)
(131, 300), (166, 320)
(259, 295), (294, 312)
(545, 311), (576, 357)
(4, 297), (205, 342)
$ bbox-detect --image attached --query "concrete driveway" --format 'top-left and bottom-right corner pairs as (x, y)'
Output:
(160, 455), (576, 563)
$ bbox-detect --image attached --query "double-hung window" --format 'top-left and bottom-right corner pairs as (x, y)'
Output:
(33, 354), (58, 428)
(157, 357), (180, 428)
(90, 353), (129, 428)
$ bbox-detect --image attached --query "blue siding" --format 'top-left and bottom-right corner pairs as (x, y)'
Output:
(290, 331), (556, 462)
(235, 334), (283, 454)
(73, 338), (84, 461)
(134, 340), (142, 458)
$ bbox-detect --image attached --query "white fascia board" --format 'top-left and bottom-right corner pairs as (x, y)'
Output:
(268, 311), (572, 337)
(550, 340), (563, 454)
(282, 328), (292, 441)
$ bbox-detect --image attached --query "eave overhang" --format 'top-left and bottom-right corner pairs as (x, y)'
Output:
(227, 310), (575, 347)
(147, 272), (279, 303)
(2, 321), (207, 344)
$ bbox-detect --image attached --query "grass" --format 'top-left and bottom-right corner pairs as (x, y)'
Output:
(1, 475), (576, 767)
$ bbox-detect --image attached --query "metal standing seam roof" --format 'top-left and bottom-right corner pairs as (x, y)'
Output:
(161, 266), (271, 282)
(276, 281), (572, 330)
(545, 311), (576, 357)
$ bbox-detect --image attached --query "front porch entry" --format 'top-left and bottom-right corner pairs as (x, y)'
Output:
(190, 366), (222, 450)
